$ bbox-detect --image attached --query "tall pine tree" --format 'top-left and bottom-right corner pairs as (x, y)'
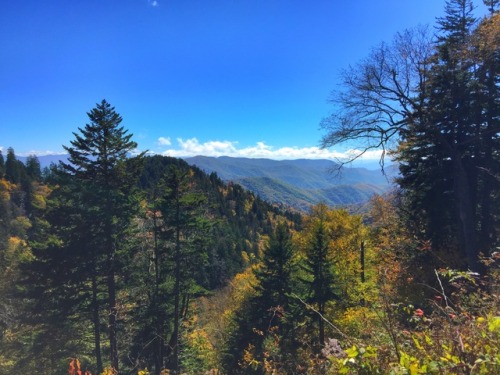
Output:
(160, 165), (211, 374)
(397, 0), (500, 271)
(62, 99), (144, 372)
(300, 204), (338, 347)
(5, 148), (24, 184)
(225, 223), (297, 374)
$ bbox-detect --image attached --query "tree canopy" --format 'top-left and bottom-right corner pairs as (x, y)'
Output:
(321, 0), (499, 271)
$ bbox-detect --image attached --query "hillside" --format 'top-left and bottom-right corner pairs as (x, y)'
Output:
(186, 156), (394, 210)
(23, 154), (394, 210)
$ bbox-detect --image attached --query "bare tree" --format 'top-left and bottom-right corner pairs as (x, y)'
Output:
(320, 26), (434, 171)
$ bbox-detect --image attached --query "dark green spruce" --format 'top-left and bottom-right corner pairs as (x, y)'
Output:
(61, 99), (144, 373)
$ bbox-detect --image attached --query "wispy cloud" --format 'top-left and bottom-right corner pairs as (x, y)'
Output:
(16, 150), (68, 157)
(148, 0), (159, 7)
(157, 137), (384, 162)
(157, 136), (171, 146)
(5, 139), (385, 164)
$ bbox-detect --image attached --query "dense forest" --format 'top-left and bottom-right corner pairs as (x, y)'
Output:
(0, 1), (499, 374)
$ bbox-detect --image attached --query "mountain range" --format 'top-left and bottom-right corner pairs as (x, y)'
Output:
(185, 156), (396, 211)
(22, 154), (395, 211)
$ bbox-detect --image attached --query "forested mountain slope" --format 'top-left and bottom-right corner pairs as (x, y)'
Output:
(1, 2), (498, 373)
(24, 154), (394, 211)
(138, 155), (302, 286)
(0, 143), (300, 374)
(186, 156), (394, 210)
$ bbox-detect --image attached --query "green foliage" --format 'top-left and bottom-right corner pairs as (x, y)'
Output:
(223, 223), (300, 374)
(324, 266), (500, 375)
(25, 155), (41, 181)
(189, 156), (390, 211)
(254, 223), (295, 305)
(322, 0), (499, 273)
(5, 148), (24, 184)
(334, 345), (381, 374)
(179, 316), (218, 374)
(1, 4), (498, 371)
(396, 2), (499, 272)
(63, 100), (143, 372)
(0, 150), (5, 179)
(299, 204), (340, 347)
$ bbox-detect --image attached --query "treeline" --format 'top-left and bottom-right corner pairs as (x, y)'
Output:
(0, 104), (301, 375)
(201, 193), (498, 374)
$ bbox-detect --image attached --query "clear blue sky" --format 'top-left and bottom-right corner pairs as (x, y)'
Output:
(0, 0), (489, 162)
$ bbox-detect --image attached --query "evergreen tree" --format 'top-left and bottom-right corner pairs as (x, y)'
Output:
(253, 223), (294, 308)
(129, 159), (212, 375)
(130, 187), (171, 375)
(483, 0), (500, 13)
(225, 223), (297, 374)
(61, 99), (143, 372)
(25, 155), (41, 181)
(470, 11), (500, 258)
(396, 0), (500, 271)
(159, 165), (211, 374)
(0, 150), (5, 178)
(5, 148), (24, 184)
(300, 204), (338, 347)
(436, 0), (476, 45)
(321, 1), (499, 272)
(18, 177), (103, 373)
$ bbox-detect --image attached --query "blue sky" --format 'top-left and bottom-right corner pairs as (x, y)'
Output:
(0, 0), (489, 163)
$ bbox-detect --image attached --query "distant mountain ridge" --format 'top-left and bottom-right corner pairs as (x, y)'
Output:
(18, 154), (70, 168)
(185, 156), (394, 211)
(20, 154), (394, 211)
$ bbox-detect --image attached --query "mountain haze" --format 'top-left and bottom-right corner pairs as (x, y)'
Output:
(18, 154), (393, 211)
(18, 154), (70, 168)
(186, 156), (393, 211)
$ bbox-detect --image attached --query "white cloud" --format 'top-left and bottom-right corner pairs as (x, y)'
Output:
(5, 139), (385, 165)
(17, 150), (67, 157)
(163, 138), (237, 157)
(148, 0), (159, 7)
(157, 137), (385, 162)
(157, 136), (171, 146)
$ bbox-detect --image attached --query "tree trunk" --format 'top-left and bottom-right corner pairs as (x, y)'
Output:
(154, 314), (164, 375)
(172, 189), (181, 374)
(318, 302), (325, 347)
(152, 206), (164, 375)
(92, 272), (103, 374)
(108, 257), (119, 372)
(452, 156), (481, 273)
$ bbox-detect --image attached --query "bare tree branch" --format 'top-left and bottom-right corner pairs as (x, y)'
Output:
(320, 25), (434, 172)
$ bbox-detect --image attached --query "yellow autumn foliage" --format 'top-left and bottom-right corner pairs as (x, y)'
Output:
(100, 367), (118, 375)
(7, 236), (23, 249)
(0, 178), (13, 200)
(31, 193), (47, 210)
(297, 204), (372, 305)
(30, 182), (51, 210)
(7, 236), (33, 263)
